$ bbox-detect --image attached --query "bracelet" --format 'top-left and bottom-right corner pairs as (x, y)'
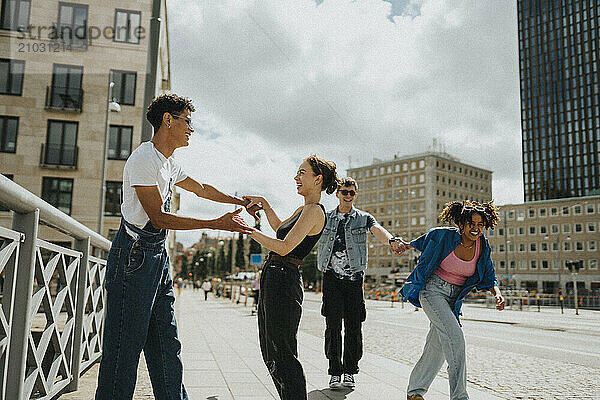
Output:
(389, 236), (400, 245)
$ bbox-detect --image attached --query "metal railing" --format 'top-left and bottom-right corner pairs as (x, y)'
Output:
(45, 86), (84, 112)
(40, 143), (79, 169)
(0, 175), (111, 399)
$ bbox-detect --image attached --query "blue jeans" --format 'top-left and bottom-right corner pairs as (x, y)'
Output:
(407, 274), (468, 400)
(95, 219), (188, 400)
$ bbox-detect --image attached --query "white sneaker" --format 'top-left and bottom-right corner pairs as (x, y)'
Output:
(342, 373), (355, 388)
(329, 375), (342, 389)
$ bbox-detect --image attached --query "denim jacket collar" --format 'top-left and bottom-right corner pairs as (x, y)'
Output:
(333, 205), (357, 220)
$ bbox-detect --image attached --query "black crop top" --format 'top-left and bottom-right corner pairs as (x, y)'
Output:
(275, 203), (326, 260)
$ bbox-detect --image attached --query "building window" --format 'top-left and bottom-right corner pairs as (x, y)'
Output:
(541, 260), (549, 269)
(529, 226), (536, 235)
(108, 125), (132, 160)
(0, 58), (24, 95)
(562, 206), (569, 215)
(508, 210), (515, 219)
(574, 223), (583, 233)
(586, 204), (594, 214)
(518, 260), (527, 270)
(41, 177), (73, 214)
(550, 207), (558, 216)
(0, 115), (18, 152)
(57, 2), (89, 48)
(518, 227), (525, 235)
(0, 173), (13, 211)
(519, 243), (525, 252)
(517, 210), (525, 220)
(589, 260), (598, 270)
(562, 224), (571, 233)
(539, 208), (546, 217)
(498, 244), (505, 253)
(528, 208), (535, 218)
(551, 224), (559, 234)
(588, 223), (596, 233)
(44, 120), (78, 167)
(573, 205), (582, 215)
(589, 241), (597, 251)
(47, 64), (83, 111)
(540, 225), (547, 234)
(104, 181), (122, 216)
(541, 242), (548, 252)
(530, 260), (537, 269)
(563, 241), (571, 251)
(1, 0), (31, 31)
(114, 9), (141, 44)
(530, 243), (537, 252)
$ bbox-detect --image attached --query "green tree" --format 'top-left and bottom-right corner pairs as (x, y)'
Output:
(248, 217), (262, 267)
(225, 238), (233, 275)
(235, 233), (246, 270)
(180, 253), (189, 279)
(217, 244), (226, 276)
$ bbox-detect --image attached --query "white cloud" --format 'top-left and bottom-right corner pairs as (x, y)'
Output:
(168, 0), (523, 246)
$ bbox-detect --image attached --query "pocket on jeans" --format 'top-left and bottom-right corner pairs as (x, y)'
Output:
(125, 245), (146, 275)
(104, 248), (121, 287)
(284, 269), (304, 304)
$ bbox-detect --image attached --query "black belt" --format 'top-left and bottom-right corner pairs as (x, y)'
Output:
(267, 252), (304, 267)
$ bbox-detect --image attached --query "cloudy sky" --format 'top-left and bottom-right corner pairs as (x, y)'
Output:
(166, 0), (522, 246)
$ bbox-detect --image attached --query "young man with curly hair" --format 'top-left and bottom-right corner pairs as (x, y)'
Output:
(95, 94), (256, 400)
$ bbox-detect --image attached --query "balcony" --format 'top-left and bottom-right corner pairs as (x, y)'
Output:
(45, 86), (84, 112)
(40, 143), (78, 169)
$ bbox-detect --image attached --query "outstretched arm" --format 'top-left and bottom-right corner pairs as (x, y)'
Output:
(250, 204), (323, 256)
(135, 185), (254, 233)
(176, 177), (246, 206)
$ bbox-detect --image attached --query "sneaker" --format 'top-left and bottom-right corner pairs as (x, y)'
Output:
(342, 373), (355, 388)
(329, 375), (342, 389)
(407, 394), (424, 400)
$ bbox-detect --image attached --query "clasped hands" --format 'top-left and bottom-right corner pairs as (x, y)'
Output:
(390, 239), (412, 255)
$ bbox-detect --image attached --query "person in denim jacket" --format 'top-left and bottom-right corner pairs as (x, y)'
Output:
(96, 94), (256, 400)
(317, 177), (405, 389)
(398, 200), (505, 400)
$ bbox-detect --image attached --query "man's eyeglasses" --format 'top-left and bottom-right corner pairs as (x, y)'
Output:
(171, 114), (194, 131)
(339, 189), (356, 196)
(462, 203), (485, 213)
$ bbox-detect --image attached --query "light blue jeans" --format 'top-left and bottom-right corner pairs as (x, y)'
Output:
(407, 274), (468, 400)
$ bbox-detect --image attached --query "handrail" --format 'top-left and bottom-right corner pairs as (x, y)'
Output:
(0, 174), (110, 250)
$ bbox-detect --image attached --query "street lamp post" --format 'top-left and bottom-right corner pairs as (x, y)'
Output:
(97, 80), (121, 235)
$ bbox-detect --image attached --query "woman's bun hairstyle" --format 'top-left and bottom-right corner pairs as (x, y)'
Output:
(305, 155), (340, 195)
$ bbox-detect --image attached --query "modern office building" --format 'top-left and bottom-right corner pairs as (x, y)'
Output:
(0, 1), (171, 246)
(517, 0), (600, 201)
(487, 195), (600, 294)
(347, 151), (492, 278)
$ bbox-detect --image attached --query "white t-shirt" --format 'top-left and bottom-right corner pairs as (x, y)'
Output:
(121, 141), (188, 228)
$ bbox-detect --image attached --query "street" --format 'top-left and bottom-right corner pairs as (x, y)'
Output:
(301, 292), (600, 399)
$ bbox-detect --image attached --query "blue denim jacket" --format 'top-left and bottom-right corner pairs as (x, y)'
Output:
(317, 207), (373, 273)
(399, 227), (498, 319)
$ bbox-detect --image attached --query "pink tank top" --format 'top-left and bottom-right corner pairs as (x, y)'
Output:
(434, 237), (480, 285)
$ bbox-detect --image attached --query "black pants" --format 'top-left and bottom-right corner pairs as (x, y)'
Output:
(203, 290), (209, 300)
(321, 271), (366, 376)
(258, 262), (306, 400)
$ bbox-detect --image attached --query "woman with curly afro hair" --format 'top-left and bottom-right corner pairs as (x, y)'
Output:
(398, 200), (505, 400)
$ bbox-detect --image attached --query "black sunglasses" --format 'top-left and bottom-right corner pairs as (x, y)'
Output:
(339, 189), (356, 196)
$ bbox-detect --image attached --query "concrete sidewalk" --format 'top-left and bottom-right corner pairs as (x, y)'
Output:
(176, 290), (501, 400)
(60, 289), (504, 399)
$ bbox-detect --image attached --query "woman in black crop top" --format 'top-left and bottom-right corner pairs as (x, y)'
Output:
(244, 155), (339, 400)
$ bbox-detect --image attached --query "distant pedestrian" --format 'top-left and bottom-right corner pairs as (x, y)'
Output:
(95, 94), (255, 400)
(250, 272), (260, 314)
(244, 155), (339, 400)
(201, 280), (212, 300)
(317, 177), (406, 389)
(398, 200), (505, 400)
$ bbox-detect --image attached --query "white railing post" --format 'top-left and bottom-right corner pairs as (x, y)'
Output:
(67, 236), (91, 392)
(5, 209), (39, 400)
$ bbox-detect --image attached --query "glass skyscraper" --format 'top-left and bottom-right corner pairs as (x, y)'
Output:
(517, 0), (599, 201)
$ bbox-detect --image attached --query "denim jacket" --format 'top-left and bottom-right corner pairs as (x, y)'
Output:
(317, 207), (373, 273)
(399, 227), (498, 319)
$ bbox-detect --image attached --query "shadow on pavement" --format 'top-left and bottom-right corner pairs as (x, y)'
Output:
(308, 388), (353, 399)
